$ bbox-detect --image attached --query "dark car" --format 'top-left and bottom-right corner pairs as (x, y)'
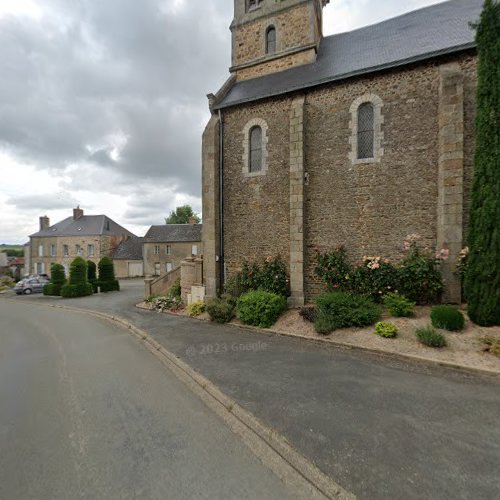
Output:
(14, 277), (49, 295)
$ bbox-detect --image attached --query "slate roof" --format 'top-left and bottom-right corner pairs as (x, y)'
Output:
(112, 237), (144, 260)
(30, 215), (136, 238)
(216, 0), (482, 109)
(144, 224), (202, 243)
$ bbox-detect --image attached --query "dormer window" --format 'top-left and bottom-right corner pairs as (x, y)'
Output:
(248, 0), (263, 11)
(266, 26), (276, 54)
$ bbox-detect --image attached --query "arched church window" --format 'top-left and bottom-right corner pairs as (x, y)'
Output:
(357, 103), (374, 159)
(266, 26), (277, 54)
(249, 126), (263, 172)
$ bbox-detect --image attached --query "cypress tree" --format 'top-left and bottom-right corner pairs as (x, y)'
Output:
(43, 263), (66, 296)
(87, 260), (98, 293)
(61, 257), (93, 298)
(98, 256), (120, 292)
(464, 0), (500, 326)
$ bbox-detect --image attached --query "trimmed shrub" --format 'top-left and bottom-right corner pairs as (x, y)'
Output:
(314, 292), (381, 335)
(43, 263), (66, 296)
(430, 305), (465, 331)
(206, 295), (235, 324)
(87, 260), (98, 293)
(60, 257), (93, 298)
(416, 326), (446, 348)
(187, 301), (206, 317)
(98, 256), (119, 293)
(237, 290), (287, 328)
(374, 321), (398, 338)
(299, 306), (316, 323)
(383, 293), (415, 317)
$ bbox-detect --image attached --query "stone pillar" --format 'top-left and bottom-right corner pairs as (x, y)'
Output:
(288, 95), (306, 307)
(437, 63), (464, 303)
(201, 114), (221, 298)
(144, 278), (153, 300)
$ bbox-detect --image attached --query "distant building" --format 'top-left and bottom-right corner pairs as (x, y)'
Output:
(27, 207), (136, 277)
(112, 237), (144, 278)
(143, 223), (202, 277)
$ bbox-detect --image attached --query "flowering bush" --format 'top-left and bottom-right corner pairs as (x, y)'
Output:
(152, 295), (183, 313)
(455, 247), (469, 300)
(351, 257), (400, 302)
(225, 256), (290, 298)
(314, 246), (353, 292)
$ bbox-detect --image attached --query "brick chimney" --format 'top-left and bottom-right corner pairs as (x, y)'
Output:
(188, 216), (196, 225)
(39, 215), (50, 231)
(73, 206), (84, 220)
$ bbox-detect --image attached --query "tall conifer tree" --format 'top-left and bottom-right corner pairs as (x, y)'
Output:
(465, 0), (500, 326)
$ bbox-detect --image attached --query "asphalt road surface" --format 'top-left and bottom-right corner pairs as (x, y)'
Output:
(0, 300), (299, 500)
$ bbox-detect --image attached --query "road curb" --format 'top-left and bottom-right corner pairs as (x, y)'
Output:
(8, 299), (354, 500)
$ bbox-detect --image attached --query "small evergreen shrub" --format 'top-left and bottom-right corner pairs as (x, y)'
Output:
(187, 301), (206, 317)
(60, 257), (93, 298)
(87, 260), (98, 293)
(374, 321), (398, 338)
(43, 263), (66, 296)
(169, 278), (181, 300)
(98, 256), (119, 292)
(383, 293), (415, 317)
(430, 305), (465, 331)
(206, 295), (236, 323)
(416, 326), (446, 348)
(299, 306), (316, 323)
(237, 290), (287, 328)
(314, 292), (381, 335)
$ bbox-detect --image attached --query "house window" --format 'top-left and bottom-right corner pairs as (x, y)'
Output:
(191, 245), (198, 256)
(166, 263), (173, 273)
(357, 103), (374, 159)
(349, 94), (384, 165)
(76, 245), (82, 256)
(242, 118), (269, 177)
(36, 262), (44, 274)
(250, 126), (263, 172)
(166, 245), (171, 255)
(88, 244), (95, 257)
(266, 26), (276, 54)
(154, 245), (160, 255)
(63, 245), (69, 257)
(50, 244), (56, 257)
(38, 245), (44, 257)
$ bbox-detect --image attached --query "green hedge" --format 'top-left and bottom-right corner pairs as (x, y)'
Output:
(98, 257), (119, 293)
(43, 263), (66, 296)
(61, 257), (93, 298)
(237, 290), (287, 328)
(61, 282), (94, 298)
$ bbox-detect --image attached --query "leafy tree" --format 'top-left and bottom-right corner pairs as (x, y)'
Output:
(464, 0), (500, 326)
(165, 205), (201, 224)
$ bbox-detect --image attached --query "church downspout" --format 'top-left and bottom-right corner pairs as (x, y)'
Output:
(218, 109), (225, 294)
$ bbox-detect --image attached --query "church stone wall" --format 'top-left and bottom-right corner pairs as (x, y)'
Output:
(222, 97), (292, 282)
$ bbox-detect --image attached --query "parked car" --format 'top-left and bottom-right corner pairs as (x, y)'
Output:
(14, 277), (49, 295)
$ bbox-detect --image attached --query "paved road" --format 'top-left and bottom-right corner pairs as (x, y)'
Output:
(0, 299), (299, 500)
(6, 281), (500, 499)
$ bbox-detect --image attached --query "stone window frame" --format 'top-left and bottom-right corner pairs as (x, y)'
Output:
(348, 94), (384, 165)
(265, 25), (277, 55)
(242, 118), (269, 177)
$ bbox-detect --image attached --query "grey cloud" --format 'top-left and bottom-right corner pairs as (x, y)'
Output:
(7, 193), (80, 211)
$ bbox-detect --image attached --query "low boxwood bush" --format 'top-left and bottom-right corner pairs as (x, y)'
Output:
(314, 292), (381, 335)
(237, 290), (287, 328)
(206, 295), (235, 324)
(60, 257), (93, 298)
(430, 305), (465, 331)
(61, 282), (94, 298)
(374, 321), (398, 338)
(383, 293), (415, 317)
(416, 326), (446, 348)
(99, 280), (120, 293)
(187, 301), (206, 317)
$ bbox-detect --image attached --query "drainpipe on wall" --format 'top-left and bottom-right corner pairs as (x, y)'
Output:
(218, 109), (225, 294)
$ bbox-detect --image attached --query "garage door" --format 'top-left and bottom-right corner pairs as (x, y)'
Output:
(128, 262), (143, 277)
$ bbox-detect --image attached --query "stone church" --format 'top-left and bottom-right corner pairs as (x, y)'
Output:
(201, 0), (483, 305)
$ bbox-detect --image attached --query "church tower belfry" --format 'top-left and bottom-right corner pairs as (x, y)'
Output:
(231, 0), (329, 81)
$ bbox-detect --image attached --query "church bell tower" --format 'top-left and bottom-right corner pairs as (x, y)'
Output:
(231, 0), (329, 81)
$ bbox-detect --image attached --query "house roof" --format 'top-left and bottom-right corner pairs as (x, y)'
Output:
(216, 0), (482, 109)
(30, 215), (136, 238)
(112, 237), (144, 260)
(144, 224), (202, 243)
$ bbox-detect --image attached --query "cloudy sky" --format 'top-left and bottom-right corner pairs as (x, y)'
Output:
(0, 0), (445, 244)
